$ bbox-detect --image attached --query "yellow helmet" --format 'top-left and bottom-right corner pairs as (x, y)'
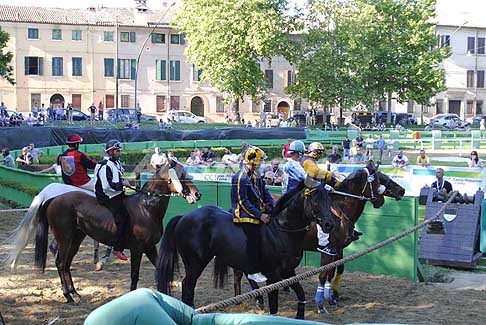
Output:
(244, 146), (267, 168)
(307, 142), (325, 160)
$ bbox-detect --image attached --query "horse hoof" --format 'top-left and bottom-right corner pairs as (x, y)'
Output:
(95, 261), (104, 271)
(317, 304), (328, 315)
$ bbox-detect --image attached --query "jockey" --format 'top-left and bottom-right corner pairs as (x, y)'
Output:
(94, 140), (131, 261)
(282, 140), (306, 194)
(231, 146), (274, 284)
(60, 134), (97, 189)
(301, 142), (338, 256)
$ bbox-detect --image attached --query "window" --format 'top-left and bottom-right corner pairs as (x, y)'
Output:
(170, 96), (180, 110)
(436, 99), (444, 114)
(294, 98), (302, 110)
(72, 30), (82, 41)
(192, 64), (202, 82)
(439, 34), (450, 48)
(72, 94), (81, 109)
(265, 70), (274, 89)
(121, 95), (130, 107)
(467, 70), (475, 88)
(52, 29), (62, 40)
(407, 101), (414, 113)
(72, 57), (82, 76)
(156, 95), (166, 112)
(232, 100), (239, 112)
(118, 59), (136, 79)
(28, 28), (39, 39)
(378, 101), (386, 110)
(479, 37), (485, 55)
(52, 57), (63, 76)
(121, 31), (136, 43)
(106, 95), (114, 108)
(287, 70), (295, 87)
(467, 101), (474, 114)
(170, 60), (181, 81)
(151, 33), (165, 43)
(24, 56), (43, 75)
(251, 101), (260, 113)
(478, 70), (485, 88)
(170, 33), (185, 44)
(477, 101), (483, 115)
(104, 31), (114, 42)
(156, 60), (166, 80)
(467, 36), (475, 54)
(263, 99), (272, 112)
(216, 97), (225, 113)
(104, 58), (114, 77)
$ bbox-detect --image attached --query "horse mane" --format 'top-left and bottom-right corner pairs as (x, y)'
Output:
(141, 165), (170, 193)
(337, 168), (366, 193)
(271, 181), (306, 217)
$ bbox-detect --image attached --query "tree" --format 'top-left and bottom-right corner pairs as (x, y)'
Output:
(360, 0), (449, 123)
(173, 0), (298, 100)
(0, 29), (14, 85)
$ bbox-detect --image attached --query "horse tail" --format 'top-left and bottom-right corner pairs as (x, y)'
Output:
(156, 215), (183, 294)
(212, 256), (228, 289)
(34, 201), (50, 272)
(2, 192), (48, 271)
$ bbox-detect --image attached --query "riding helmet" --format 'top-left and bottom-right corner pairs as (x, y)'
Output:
(288, 140), (306, 154)
(244, 146), (266, 167)
(66, 134), (83, 144)
(307, 142), (325, 160)
(105, 139), (122, 153)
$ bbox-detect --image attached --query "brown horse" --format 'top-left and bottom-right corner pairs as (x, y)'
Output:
(233, 164), (405, 311)
(4, 161), (201, 303)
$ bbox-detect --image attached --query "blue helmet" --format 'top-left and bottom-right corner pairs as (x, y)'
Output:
(288, 140), (306, 154)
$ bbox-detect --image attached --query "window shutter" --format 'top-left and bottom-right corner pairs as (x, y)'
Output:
(180, 34), (185, 44)
(130, 32), (136, 43)
(161, 60), (166, 80)
(175, 60), (180, 80)
(38, 57), (44, 76)
(130, 59), (137, 80)
(151, 33), (156, 43)
(117, 58), (120, 78)
(156, 60), (161, 80)
(24, 56), (29, 75)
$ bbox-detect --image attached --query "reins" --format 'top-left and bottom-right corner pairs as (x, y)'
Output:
(126, 185), (175, 198)
(332, 167), (378, 201)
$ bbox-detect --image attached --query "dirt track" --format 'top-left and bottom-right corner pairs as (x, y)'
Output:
(1, 213), (486, 325)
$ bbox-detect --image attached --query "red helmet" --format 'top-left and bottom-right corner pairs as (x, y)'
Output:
(66, 134), (83, 144)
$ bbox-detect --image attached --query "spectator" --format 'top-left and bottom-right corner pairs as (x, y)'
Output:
(263, 171), (275, 186)
(468, 150), (483, 168)
(67, 103), (73, 124)
(327, 146), (342, 164)
(37, 155), (62, 175)
(32, 103), (39, 118)
(0, 101), (6, 113)
(40, 103), (46, 117)
(237, 142), (249, 167)
(263, 159), (284, 186)
(222, 147), (238, 170)
(260, 110), (267, 128)
(365, 134), (374, 161)
(431, 167), (453, 199)
(282, 138), (292, 159)
(392, 150), (408, 168)
(342, 136), (351, 160)
(29, 143), (43, 164)
(16, 147), (33, 166)
(26, 113), (35, 127)
(136, 102), (142, 123)
(150, 147), (168, 169)
(355, 134), (364, 149)
(376, 135), (386, 162)
(167, 151), (178, 163)
(47, 104), (54, 121)
(0, 148), (15, 168)
(201, 147), (217, 166)
(89, 103), (97, 124)
(305, 110), (311, 126)
(416, 149), (431, 167)
(159, 118), (172, 129)
(56, 106), (63, 121)
(98, 101), (104, 121)
(386, 138), (395, 158)
(185, 151), (201, 166)
(351, 147), (366, 163)
(480, 117), (486, 132)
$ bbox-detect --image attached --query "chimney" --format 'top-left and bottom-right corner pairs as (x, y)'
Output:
(135, 0), (149, 12)
(87, 6), (96, 25)
(134, 0), (149, 26)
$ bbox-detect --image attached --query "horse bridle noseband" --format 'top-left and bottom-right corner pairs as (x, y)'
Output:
(275, 187), (323, 233)
(332, 167), (379, 201)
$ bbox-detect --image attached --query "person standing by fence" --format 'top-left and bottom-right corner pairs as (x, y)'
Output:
(98, 101), (104, 121)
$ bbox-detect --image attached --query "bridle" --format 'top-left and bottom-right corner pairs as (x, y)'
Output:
(332, 167), (381, 201)
(275, 187), (324, 233)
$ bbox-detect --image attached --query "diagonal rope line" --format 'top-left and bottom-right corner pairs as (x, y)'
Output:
(196, 191), (458, 313)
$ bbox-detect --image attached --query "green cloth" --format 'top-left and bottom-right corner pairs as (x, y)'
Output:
(85, 289), (405, 325)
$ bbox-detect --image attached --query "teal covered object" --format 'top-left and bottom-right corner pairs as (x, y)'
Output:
(85, 289), (405, 325)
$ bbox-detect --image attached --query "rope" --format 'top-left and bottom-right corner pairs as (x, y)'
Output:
(0, 208), (28, 213)
(196, 191), (458, 313)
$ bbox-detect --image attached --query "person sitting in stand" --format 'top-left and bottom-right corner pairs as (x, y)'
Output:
(201, 147), (216, 166)
(37, 155), (62, 175)
(301, 142), (338, 256)
(94, 140), (131, 261)
(416, 149), (431, 167)
(468, 151), (483, 168)
(326, 145), (342, 164)
(16, 146), (33, 166)
(150, 147), (168, 169)
(222, 147), (238, 172)
(185, 151), (201, 166)
(282, 140), (306, 194)
(392, 150), (409, 168)
(263, 171), (275, 185)
(431, 167), (453, 202)
(231, 146), (274, 284)
(263, 159), (284, 186)
(351, 147), (366, 163)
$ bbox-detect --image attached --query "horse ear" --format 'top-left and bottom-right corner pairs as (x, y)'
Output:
(170, 159), (177, 169)
(304, 176), (320, 188)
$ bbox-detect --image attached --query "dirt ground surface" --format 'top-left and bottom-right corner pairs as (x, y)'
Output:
(1, 214), (486, 325)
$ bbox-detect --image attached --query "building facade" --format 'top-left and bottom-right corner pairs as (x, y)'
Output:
(0, 4), (304, 123)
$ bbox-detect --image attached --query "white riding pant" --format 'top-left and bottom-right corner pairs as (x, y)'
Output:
(316, 223), (329, 246)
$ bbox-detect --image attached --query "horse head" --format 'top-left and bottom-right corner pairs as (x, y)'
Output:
(377, 171), (405, 200)
(149, 160), (202, 204)
(361, 160), (385, 208)
(273, 178), (330, 232)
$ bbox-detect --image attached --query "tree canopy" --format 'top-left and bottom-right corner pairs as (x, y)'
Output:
(0, 30), (14, 85)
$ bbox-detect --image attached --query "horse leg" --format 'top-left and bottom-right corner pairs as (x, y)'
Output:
(266, 274), (280, 316)
(282, 269), (306, 320)
(233, 269), (264, 309)
(55, 241), (74, 304)
(64, 231), (86, 299)
(93, 239), (99, 264)
(181, 257), (211, 307)
(316, 254), (336, 314)
(130, 250), (143, 291)
(144, 245), (158, 268)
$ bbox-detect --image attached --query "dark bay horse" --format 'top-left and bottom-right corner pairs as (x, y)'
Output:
(156, 179), (331, 319)
(233, 164), (405, 311)
(4, 161), (201, 303)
